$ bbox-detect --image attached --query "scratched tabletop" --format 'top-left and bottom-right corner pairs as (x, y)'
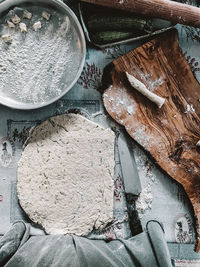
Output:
(0, 0), (200, 263)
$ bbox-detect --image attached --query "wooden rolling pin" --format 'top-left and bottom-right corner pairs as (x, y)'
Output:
(81, 0), (200, 28)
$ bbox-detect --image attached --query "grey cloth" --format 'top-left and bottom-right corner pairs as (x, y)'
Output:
(0, 222), (29, 267)
(0, 221), (172, 267)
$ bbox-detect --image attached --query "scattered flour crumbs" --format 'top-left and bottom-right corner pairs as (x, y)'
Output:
(184, 104), (195, 114)
(136, 185), (153, 217)
(104, 85), (137, 124)
(134, 146), (156, 218)
(137, 72), (164, 92)
(0, 8), (80, 104)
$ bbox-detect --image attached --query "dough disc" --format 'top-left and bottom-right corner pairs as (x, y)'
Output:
(17, 113), (115, 235)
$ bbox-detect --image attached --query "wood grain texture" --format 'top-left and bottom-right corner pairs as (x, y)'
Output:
(102, 29), (200, 252)
(81, 0), (200, 28)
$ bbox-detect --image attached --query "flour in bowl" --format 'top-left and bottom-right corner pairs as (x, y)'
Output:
(0, 6), (81, 105)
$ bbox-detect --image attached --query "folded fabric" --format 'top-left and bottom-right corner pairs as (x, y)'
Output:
(0, 221), (30, 267)
(0, 220), (172, 267)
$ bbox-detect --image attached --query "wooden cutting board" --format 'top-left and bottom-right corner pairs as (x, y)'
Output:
(102, 29), (200, 252)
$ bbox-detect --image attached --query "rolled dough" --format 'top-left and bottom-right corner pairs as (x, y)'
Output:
(17, 113), (115, 235)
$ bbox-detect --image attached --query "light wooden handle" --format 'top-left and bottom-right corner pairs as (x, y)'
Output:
(81, 0), (200, 28)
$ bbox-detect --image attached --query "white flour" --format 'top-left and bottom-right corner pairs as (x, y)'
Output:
(184, 104), (195, 113)
(136, 184), (153, 217)
(138, 73), (164, 92)
(104, 85), (137, 117)
(133, 144), (157, 217)
(133, 125), (153, 150)
(0, 7), (80, 104)
(127, 105), (134, 115)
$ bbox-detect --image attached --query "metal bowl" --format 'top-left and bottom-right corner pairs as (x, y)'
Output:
(0, 0), (86, 109)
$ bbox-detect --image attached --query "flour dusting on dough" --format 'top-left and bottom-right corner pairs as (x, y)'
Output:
(17, 114), (115, 235)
